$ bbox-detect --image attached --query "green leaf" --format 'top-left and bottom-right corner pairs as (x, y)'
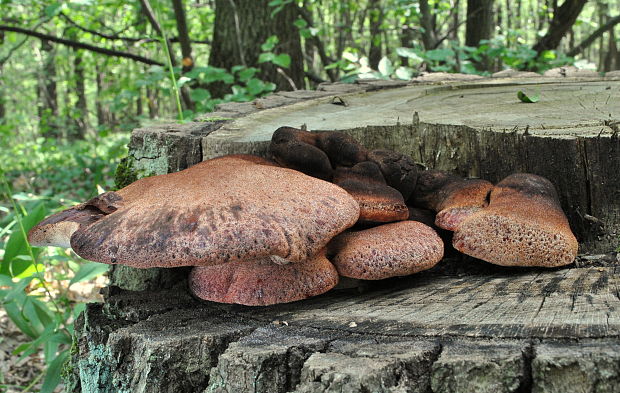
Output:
(260, 36), (279, 52)
(258, 53), (275, 64)
(40, 350), (69, 393)
(189, 88), (211, 102)
(69, 262), (109, 287)
(395, 47), (423, 62)
(517, 90), (540, 103)
(246, 79), (266, 96)
(294, 18), (308, 28)
(44, 2), (63, 17)
(272, 54), (291, 68)
(425, 48), (455, 62)
(3, 300), (37, 338)
(237, 68), (258, 82)
(1, 203), (47, 276)
(378, 56), (394, 75)
(395, 66), (414, 80)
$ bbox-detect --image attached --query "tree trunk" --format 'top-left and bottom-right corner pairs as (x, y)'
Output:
(209, 0), (304, 95)
(70, 48), (88, 139)
(419, 0), (436, 50)
(465, 0), (495, 70)
(37, 39), (59, 138)
(171, 0), (194, 73)
(367, 0), (383, 70)
(532, 0), (587, 56)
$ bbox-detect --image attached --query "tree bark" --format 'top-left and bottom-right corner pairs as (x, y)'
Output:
(37, 39), (59, 138)
(69, 48), (88, 140)
(532, 0), (587, 55)
(171, 0), (194, 72)
(209, 0), (304, 95)
(367, 0), (383, 70)
(465, 0), (495, 70)
(419, 0), (436, 50)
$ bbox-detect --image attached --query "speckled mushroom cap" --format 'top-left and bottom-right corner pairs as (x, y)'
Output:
(29, 155), (360, 268)
(333, 162), (409, 223)
(413, 170), (493, 231)
(452, 173), (578, 267)
(189, 250), (339, 306)
(327, 221), (444, 280)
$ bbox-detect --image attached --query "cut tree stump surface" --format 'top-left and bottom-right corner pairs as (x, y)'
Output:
(70, 73), (620, 393)
(69, 260), (620, 393)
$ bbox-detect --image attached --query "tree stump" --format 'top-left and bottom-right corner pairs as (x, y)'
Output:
(68, 73), (620, 393)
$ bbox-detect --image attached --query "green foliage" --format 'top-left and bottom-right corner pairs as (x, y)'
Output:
(0, 182), (104, 393)
(517, 90), (541, 103)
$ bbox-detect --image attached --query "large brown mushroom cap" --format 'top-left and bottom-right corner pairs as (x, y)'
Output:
(189, 250), (339, 306)
(452, 173), (578, 267)
(31, 155), (360, 268)
(328, 221), (444, 280)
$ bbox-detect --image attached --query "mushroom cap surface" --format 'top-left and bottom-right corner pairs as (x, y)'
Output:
(413, 170), (493, 231)
(35, 155), (360, 267)
(453, 173), (578, 267)
(328, 221), (444, 280)
(189, 250), (339, 306)
(333, 162), (409, 223)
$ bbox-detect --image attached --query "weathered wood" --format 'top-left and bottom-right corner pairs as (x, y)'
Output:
(67, 261), (620, 392)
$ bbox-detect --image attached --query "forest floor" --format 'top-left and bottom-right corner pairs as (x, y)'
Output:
(0, 274), (108, 393)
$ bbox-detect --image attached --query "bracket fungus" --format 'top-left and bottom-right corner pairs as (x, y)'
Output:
(452, 173), (578, 267)
(333, 162), (409, 223)
(189, 250), (339, 306)
(328, 221), (444, 280)
(29, 155), (360, 268)
(413, 170), (494, 231)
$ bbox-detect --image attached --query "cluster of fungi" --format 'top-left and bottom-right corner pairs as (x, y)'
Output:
(28, 127), (578, 306)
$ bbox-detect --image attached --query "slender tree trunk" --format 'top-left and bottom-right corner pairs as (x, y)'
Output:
(604, 26), (618, 71)
(95, 62), (113, 128)
(171, 0), (194, 72)
(598, 4), (607, 71)
(0, 32), (4, 122)
(367, 0), (383, 70)
(70, 48), (88, 139)
(209, 0), (304, 95)
(451, 0), (461, 41)
(37, 39), (59, 138)
(419, 0), (436, 50)
(532, 0), (587, 55)
(399, 23), (415, 66)
(147, 87), (159, 118)
(139, 0), (193, 110)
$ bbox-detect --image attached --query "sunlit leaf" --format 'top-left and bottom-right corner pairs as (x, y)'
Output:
(69, 262), (109, 287)
(517, 90), (540, 103)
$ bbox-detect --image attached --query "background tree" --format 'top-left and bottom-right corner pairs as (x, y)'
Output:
(208, 0), (304, 94)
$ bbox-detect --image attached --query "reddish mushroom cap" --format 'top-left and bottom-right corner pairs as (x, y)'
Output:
(32, 155), (360, 268)
(189, 250), (339, 306)
(333, 162), (409, 223)
(412, 170), (493, 231)
(327, 221), (444, 280)
(453, 173), (578, 267)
